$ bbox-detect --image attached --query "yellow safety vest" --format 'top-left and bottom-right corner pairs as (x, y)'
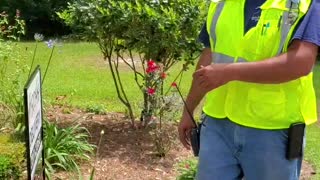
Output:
(203, 0), (317, 129)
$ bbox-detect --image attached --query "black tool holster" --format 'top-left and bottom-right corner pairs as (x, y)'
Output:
(190, 122), (202, 157)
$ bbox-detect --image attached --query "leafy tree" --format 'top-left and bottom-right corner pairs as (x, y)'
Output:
(0, 0), (73, 38)
(59, 0), (207, 128)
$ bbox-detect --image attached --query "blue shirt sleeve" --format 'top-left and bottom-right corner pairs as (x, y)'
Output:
(198, 23), (211, 48)
(292, 0), (320, 48)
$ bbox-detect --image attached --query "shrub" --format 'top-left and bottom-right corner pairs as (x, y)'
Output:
(0, 155), (17, 179)
(0, 134), (25, 179)
(44, 120), (95, 178)
(59, 0), (208, 128)
(176, 158), (198, 180)
(0, 11), (27, 139)
(59, 0), (208, 157)
(86, 104), (107, 115)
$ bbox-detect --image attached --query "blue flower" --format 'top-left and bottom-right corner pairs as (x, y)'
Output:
(45, 39), (56, 48)
(34, 33), (44, 42)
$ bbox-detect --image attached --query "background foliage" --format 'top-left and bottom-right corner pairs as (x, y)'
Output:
(0, 11), (27, 138)
(0, 134), (25, 179)
(0, 0), (73, 38)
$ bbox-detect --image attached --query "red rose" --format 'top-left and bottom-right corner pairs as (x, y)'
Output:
(171, 82), (177, 87)
(160, 72), (167, 79)
(146, 60), (159, 74)
(146, 67), (153, 74)
(147, 88), (156, 95)
(148, 60), (156, 67)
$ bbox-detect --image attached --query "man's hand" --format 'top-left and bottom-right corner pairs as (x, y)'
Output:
(193, 64), (235, 93)
(178, 112), (196, 150)
(193, 40), (318, 90)
(177, 48), (211, 150)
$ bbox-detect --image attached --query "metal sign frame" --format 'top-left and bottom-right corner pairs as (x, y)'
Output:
(24, 66), (45, 180)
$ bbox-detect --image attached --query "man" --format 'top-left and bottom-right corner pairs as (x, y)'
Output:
(178, 0), (320, 179)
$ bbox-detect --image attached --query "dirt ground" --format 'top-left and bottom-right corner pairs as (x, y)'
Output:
(47, 106), (316, 180)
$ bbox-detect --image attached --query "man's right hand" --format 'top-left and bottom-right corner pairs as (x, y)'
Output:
(177, 48), (211, 150)
(178, 113), (196, 150)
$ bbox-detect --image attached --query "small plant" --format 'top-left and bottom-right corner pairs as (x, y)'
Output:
(141, 60), (183, 156)
(54, 90), (76, 114)
(0, 10), (27, 138)
(0, 155), (18, 179)
(89, 129), (105, 180)
(17, 33), (58, 140)
(176, 158), (198, 180)
(44, 120), (95, 178)
(86, 104), (107, 115)
(0, 134), (25, 179)
(150, 128), (176, 157)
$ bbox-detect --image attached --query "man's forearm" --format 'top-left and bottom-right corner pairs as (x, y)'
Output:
(228, 41), (318, 84)
(185, 48), (211, 114)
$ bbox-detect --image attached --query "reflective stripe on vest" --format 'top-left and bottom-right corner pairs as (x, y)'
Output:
(237, 58), (249, 63)
(213, 53), (234, 63)
(213, 53), (250, 63)
(210, 2), (225, 48)
(277, 0), (300, 54)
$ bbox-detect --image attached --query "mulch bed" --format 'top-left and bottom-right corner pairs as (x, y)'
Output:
(46, 106), (316, 180)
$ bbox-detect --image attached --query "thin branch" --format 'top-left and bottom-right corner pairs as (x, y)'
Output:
(42, 46), (55, 85)
(114, 57), (131, 112)
(114, 55), (135, 122)
(164, 56), (176, 71)
(117, 52), (135, 69)
(104, 38), (127, 107)
(107, 57), (127, 106)
(28, 42), (38, 78)
(139, 53), (146, 75)
(118, 52), (144, 79)
(103, 40), (135, 126)
(164, 67), (184, 96)
(129, 50), (144, 89)
(178, 70), (184, 86)
(193, 52), (201, 60)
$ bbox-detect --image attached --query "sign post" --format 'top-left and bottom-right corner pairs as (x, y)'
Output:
(24, 66), (45, 180)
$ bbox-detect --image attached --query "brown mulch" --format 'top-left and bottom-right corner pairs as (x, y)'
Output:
(46, 106), (316, 180)
(47, 106), (192, 180)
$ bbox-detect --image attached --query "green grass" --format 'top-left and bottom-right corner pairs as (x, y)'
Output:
(305, 124), (320, 180)
(16, 42), (320, 177)
(308, 64), (320, 179)
(313, 65), (320, 98)
(18, 42), (193, 113)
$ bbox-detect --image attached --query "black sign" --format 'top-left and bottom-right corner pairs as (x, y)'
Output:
(24, 66), (45, 180)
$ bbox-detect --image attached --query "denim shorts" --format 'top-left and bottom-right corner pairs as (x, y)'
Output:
(196, 115), (303, 180)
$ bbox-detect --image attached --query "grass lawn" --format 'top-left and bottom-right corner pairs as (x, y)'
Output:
(18, 42), (193, 114)
(305, 124), (320, 180)
(306, 65), (320, 180)
(18, 42), (320, 177)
